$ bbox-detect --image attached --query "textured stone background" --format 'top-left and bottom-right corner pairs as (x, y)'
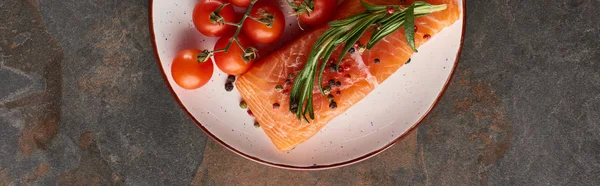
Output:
(0, 0), (599, 185)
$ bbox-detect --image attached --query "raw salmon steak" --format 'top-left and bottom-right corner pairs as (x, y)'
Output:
(236, 0), (461, 151)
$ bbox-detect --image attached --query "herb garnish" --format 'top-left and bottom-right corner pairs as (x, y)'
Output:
(289, 1), (446, 122)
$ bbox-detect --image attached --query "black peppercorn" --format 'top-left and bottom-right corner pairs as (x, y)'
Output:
(227, 75), (236, 83)
(323, 86), (332, 94)
(254, 121), (260, 128)
(225, 82), (234, 92)
(273, 103), (280, 109)
(348, 47), (355, 54)
(328, 79), (336, 87)
(327, 94), (334, 102)
(290, 102), (298, 113)
(285, 79), (292, 85)
(335, 81), (341, 87)
(329, 63), (337, 72)
(405, 58), (411, 64)
(374, 58), (380, 64)
(329, 101), (337, 109)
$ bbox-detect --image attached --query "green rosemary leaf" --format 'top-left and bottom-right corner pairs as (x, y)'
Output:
(329, 13), (369, 27)
(367, 18), (404, 49)
(290, 1), (447, 122)
(404, 5), (417, 52)
(360, 0), (387, 12)
(317, 42), (339, 94)
(336, 14), (383, 66)
(380, 11), (404, 25)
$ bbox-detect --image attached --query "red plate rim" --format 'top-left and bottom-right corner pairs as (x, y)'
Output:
(148, 0), (467, 170)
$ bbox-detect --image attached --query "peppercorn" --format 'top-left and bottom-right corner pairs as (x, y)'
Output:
(329, 101), (337, 109)
(285, 79), (291, 85)
(327, 94), (334, 102)
(342, 64), (350, 71)
(239, 101), (247, 109)
(406, 58), (411, 64)
(328, 79), (336, 87)
(273, 103), (280, 109)
(290, 102), (298, 113)
(348, 47), (355, 54)
(225, 82), (234, 92)
(329, 63), (337, 72)
(424, 34), (431, 40)
(275, 85), (283, 92)
(387, 6), (395, 14)
(336, 90), (341, 96)
(335, 81), (341, 87)
(323, 86), (332, 94)
(254, 121), (260, 128)
(227, 75), (236, 83)
(374, 58), (380, 64)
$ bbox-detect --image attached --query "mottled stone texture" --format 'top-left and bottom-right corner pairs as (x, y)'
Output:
(0, 0), (599, 185)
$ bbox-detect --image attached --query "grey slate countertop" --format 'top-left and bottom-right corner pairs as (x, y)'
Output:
(1, 0), (599, 185)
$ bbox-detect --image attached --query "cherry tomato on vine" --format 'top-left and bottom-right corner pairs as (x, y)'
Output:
(230, 0), (251, 7)
(192, 0), (238, 37)
(290, 0), (337, 26)
(214, 34), (257, 75)
(171, 49), (214, 89)
(242, 1), (285, 44)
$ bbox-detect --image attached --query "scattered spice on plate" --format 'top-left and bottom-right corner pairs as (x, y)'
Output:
(327, 94), (334, 102)
(323, 86), (332, 94)
(328, 79), (336, 87)
(275, 85), (283, 92)
(290, 102), (298, 113)
(225, 82), (234, 92)
(329, 101), (337, 109)
(227, 75), (236, 83)
(239, 100), (247, 109)
(424, 34), (431, 40)
(329, 63), (337, 72)
(254, 121), (260, 128)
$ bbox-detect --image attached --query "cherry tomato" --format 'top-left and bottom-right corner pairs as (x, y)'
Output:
(171, 49), (214, 89)
(192, 0), (238, 37)
(293, 0), (336, 25)
(214, 34), (257, 75)
(242, 1), (285, 44)
(230, 0), (251, 7)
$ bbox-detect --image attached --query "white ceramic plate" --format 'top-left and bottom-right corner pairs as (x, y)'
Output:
(149, 0), (465, 170)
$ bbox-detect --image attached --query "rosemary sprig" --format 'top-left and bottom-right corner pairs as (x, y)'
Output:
(289, 1), (447, 122)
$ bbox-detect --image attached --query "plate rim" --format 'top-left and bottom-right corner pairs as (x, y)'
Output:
(148, 0), (467, 170)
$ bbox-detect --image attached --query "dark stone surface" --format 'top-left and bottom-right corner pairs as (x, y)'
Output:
(0, 0), (599, 185)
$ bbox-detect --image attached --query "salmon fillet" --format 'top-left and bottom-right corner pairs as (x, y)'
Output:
(236, 0), (461, 151)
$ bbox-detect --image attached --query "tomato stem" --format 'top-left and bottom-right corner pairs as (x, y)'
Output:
(205, 0), (265, 59)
